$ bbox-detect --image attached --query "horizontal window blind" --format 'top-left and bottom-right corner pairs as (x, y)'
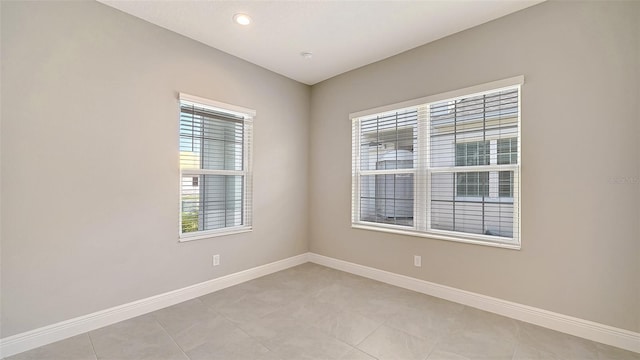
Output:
(429, 88), (519, 242)
(179, 95), (253, 239)
(355, 109), (418, 227)
(352, 79), (521, 248)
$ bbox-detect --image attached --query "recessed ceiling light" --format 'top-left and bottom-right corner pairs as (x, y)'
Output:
(300, 52), (313, 59)
(233, 13), (251, 26)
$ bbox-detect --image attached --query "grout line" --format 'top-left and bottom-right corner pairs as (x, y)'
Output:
(234, 323), (279, 355)
(354, 320), (385, 349)
(154, 317), (191, 360)
(85, 332), (98, 360)
(510, 318), (523, 360)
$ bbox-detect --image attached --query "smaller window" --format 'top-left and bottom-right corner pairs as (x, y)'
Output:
(456, 172), (489, 197)
(455, 141), (490, 198)
(497, 138), (518, 165)
(499, 171), (514, 198)
(179, 94), (255, 241)
(456, 141), (490, 167)
(497, 138), (517, 198)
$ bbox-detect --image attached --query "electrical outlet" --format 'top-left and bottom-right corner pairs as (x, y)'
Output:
(212, 254), (220, 266)
(414, 255), (421, 267)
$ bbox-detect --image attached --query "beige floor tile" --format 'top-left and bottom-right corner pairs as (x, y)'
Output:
(278, 295), (344, 324)
(263, 263), (338, 293)
(426, 349), (472, 360)
(595, 342), (640, 360)
(340, 287), (409, 323)
(515, 322), (599, 360)
(215, 295), (283, 324)
(313, 309), (382, 346)
(89, 314), (188, 360)
(183, 327), (276, 360)
(384, 296), (464, 341)
(340, 348), (377, 360)
(312, 283), (365, 310)
(152, 298), (218, 336)
(198, 281), (264, 309)
(248, 286), (309, 307)
(433, 330), (516, 360)
(420, 308), (519, 360)
(267, 325), (354, 360)
(450, 307), (520, 341)
(237, 311), (311, 350)
(164, 310), (239, 353)
(6, 334), (96, 360)
(357, 324), (438, 360)
(512, 342), (563, 359)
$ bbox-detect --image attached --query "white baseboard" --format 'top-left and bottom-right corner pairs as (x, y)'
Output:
(308, 253), (640, 354)
(0, 253), (310, 359)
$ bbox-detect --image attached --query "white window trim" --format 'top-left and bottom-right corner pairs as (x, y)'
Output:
(350, 76), (523, 249)
(178, 93), (255, 242)
(350, 76), (524, 119)
(180, 93), (256, 118)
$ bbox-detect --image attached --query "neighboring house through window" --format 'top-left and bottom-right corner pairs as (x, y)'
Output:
(179, 94), (254, 240)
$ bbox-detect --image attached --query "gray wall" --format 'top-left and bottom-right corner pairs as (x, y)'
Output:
(1, 1), (310, 337)
(310, 0), (640, 332)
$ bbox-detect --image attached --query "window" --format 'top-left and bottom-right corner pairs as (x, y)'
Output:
(455, 141), (490, 197)
(454, 138), (517, 198)
(498, 138), (517, 197)
(355, 109), (417, 226)
(351, 76), (522, 248)
(179, 94), (254, 240)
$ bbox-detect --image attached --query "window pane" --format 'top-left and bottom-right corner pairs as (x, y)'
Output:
(181, 174), (200, 233)
(499, 171), (514, 198)
(180, 104), (244, 171)
(455, 141), (490, 166)
(456, 171), (489, 197)
(360, 174), (413, 226)
(359, 110), (417, 171)
(497, 138), (517, 165)
(181, 175), (244, 233)
(430, 172), (513, 238)
(430, 89), (518, 168)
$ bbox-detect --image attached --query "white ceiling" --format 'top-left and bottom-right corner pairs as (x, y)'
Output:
(99, 0), (543, 85)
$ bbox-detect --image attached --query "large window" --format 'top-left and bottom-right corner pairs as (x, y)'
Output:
(351, 77), (522, 248)
(179, 94), (254, 240)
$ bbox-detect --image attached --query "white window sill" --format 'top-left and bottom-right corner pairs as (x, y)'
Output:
(179, 226), (252, 242)
(351, 223), (521, 250)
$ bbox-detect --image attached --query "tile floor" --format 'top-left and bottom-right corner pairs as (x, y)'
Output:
(7, 263), (640, 360)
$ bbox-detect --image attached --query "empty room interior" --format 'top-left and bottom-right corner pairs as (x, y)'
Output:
(1, 0), (639, 359)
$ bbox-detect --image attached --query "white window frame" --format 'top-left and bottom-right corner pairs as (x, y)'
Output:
(351, 76), (523, 249)
(178, 93), (255, 242)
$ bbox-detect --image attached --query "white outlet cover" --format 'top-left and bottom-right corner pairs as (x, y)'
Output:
(414, 255), (422, 267)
